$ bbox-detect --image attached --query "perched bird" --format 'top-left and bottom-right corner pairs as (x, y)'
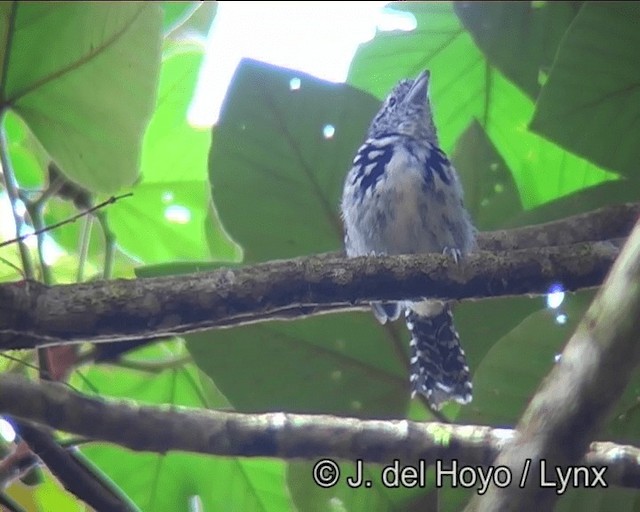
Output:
(341, 70), (475, 409)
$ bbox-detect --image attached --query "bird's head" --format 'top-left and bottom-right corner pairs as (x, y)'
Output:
(368, 70), (438, 144)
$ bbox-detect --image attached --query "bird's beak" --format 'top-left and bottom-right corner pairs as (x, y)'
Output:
(405, 70), (430, 105)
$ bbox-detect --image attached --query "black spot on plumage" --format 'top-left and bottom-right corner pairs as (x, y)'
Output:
(352, 140), (394, 202)
(422, 146), (452, 190)
(406, 304), (472, 409)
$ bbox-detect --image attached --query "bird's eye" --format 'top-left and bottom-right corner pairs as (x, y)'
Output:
(388, 97), (397, 107)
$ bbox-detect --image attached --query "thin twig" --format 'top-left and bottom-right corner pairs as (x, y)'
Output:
(0, 193), (133, 249)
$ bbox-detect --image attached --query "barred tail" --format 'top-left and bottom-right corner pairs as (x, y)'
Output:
(406, 301), (472, 409)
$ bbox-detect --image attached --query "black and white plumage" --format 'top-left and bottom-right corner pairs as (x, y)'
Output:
(341, 70), (475, 409)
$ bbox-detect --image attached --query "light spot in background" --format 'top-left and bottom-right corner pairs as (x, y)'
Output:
(164, 205), (191, 224)
(329, 497), (348, 512)
(323, 124), (335, 139)
(554, 353), (562, 363)
(538, 67), (549, 87)
(13, 198), (26, 218)
(162, 191), (174, 204)
(330, 370), (342, 381)
(0, 418), (16, 443)
(0, 193), (64, 267)
(350, 400), (362, 411)
(494, 183), (504, 193)
(42, 236), (64, 265)
(188, 495), (203, 512)
(376, 6), (417, 31)
(289, 77), (301, 91)
(189, 2), (417, 126)
(18, 225), (36, 247)
(555, 313), (567, 325)
(546, 282), (565, 309)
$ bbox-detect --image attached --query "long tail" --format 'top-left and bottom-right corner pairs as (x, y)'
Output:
(406, 301), (472, 409)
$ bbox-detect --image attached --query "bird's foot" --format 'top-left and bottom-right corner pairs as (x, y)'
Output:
(442, 246), (462, 264)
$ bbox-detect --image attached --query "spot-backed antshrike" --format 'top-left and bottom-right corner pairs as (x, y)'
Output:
(341, 70), (475, 409)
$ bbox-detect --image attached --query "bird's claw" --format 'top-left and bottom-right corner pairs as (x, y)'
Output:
(443, 247), (461, 264)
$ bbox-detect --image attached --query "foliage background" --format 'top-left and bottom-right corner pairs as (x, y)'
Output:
(1, 2), (639, 511)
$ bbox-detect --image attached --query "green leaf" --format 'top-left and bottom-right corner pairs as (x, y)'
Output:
(4, 109), (47, 188)
(347, 2), (619, 209)
(108, 45), (236, 264)
(198, 59), (413, 418)
(454, 1), (580, 98)
(531, 3), (640, 179)
(451, 119), (523, 230)
(187, 314), (408, 416)
(466, 67), (618, 210)
(440, 295), (585, 511)
(38, 45), (232, 267)
(163, 1), (217, 42)
(454, 296), (543, 376)
(443, 289), (640, 511)
(210, 58), (380, 262)
(162, 1), (200, 33)
(288, 460), (434, 512)
(30, 472), (85, 512)
(348, 2), (484, 151)
(75, 342), (294, 512)
(504, 179), (640, 228)
(1, 3), (162, 193)
(555, 488), (638, 512)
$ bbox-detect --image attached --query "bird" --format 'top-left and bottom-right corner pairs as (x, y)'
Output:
(340, 70), (476, 409)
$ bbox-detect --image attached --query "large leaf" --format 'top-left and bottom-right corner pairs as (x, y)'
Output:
(531, 2), (640, 180)
(196, 60), (422, 511)
(348, 2), (619, 209)
(442, 293), (569, 512)
(197, 56), (441, 509)
(209, 58), (379, 262)
(287, 459), (435, 512)
(92, 45), (233, 265)
(188, 314), (408, 416)
(1, 3), (162, 193)
(504, 178), (640, 229)
(198, 59), (411, 413)
(451, 119), (523, 230)
(454, 1), (580, 99)
(348, 2), (485, 151)
(483, 71), (619, 209)
(162, 1), (201, 33)
(75, 343), (294, 512)
(37, 44), (233, 268)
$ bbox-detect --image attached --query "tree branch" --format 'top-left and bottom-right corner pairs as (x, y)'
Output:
(468, 217), (640, 510)
(12, 420), (137, 512)
(0, 373), (638, 490)
(0, 204), (633, 349)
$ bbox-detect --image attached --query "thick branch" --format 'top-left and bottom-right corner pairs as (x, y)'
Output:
(0, 374), (638, 490)
(0, 203), (636, 349)
(469, 218), (640, 510)
(0, 240), (623, 349)
(475, 202), (638, 251)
